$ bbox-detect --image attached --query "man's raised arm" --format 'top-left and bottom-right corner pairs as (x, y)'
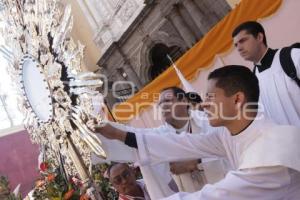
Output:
(95, 123), (127, 141)
(87, 121), (138, 149)
(88, 120), (227, 166)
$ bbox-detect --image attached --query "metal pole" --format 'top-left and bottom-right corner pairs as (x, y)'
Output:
(66, 136), (103, 200)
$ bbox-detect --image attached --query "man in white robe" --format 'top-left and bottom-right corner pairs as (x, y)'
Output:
(93, 87), (227, 199)
(232, 21), (300, 127)
(154, 87), (227, 192)
(89, 65), (300, 199)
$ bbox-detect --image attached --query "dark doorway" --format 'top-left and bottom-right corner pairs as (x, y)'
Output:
(149, 43), (183, 80)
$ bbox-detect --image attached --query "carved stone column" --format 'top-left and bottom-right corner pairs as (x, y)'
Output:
(122, 62), (143, 89)
(84, 0), (103, 23)
(115, 43), (143, 89)
(182, 0), (209, 34)
(76, 0), (98, 31)
(166, 5), (197, 48)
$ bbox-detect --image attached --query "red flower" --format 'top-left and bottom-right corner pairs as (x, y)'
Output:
(47, 173), (55, 182)
(69, 177), (74, 184)
(63, 189), (75, 200)
(40, 162), (48, 172)
(70, 176), (83, 187)
(80, 194), (90, 200)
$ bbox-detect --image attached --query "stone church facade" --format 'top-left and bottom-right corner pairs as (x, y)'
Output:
(77, 0), (231, 106)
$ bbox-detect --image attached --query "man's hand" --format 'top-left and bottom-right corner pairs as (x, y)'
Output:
(86, 120), (127, 142)
(86, 119), (97, 132)
(169, 160), (199, 175)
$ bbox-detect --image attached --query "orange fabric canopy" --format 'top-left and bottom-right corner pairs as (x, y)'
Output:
(112, 0), (282, 122)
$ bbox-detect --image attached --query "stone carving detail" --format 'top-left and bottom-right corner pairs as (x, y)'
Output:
(129, 49), (141, 71)
(117, 0), (138, 24)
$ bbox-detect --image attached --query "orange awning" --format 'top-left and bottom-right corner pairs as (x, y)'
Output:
(112, 0), (283, 122)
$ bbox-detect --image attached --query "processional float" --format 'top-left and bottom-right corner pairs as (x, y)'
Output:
(0, 0), (108, 199)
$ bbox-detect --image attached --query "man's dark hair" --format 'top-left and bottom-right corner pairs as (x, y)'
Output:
(185, 92), (202, 104)
(208, 65), (259, 107)
(161, 86), (203, 104)
(232, 21), (267, 46)
(160, 86), (186, 101)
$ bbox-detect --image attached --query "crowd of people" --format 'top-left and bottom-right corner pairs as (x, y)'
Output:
(89, 21), (300, 200)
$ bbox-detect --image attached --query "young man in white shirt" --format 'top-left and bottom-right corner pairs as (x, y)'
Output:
(95, 87), (226, 199)
(89, 65), (300, 200)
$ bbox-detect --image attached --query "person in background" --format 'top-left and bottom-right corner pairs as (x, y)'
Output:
(157, 87), (227, 192)
(108, 163), (151, 200)
(232, 21), (300, 127)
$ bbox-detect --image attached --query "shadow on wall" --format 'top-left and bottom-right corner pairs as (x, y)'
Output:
(0, 130), (39, 197)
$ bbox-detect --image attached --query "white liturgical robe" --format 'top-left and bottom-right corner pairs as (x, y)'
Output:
(161, 111), (228, 192)
(256, 48), (300, 127)
(92, 110), (228, 199)
(135, 115), (300, 200)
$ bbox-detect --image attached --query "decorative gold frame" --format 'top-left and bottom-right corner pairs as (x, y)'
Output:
(0, 1), (106, 198)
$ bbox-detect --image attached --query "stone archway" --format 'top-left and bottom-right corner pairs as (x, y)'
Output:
(139, 31), (187, 84)
(148, 43), (184, 80)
